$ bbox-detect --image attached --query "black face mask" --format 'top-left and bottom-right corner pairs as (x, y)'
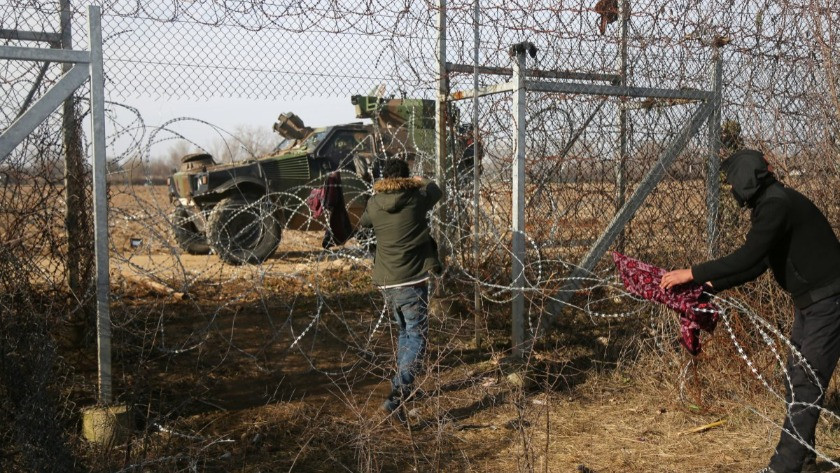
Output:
(730, 187), (747, 207)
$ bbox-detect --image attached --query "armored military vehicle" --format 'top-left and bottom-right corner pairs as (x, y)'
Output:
(168, 95), (476, 265)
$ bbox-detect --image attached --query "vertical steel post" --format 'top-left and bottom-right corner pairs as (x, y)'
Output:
(435, 0), (448, 245)
(87, 6), (112, 404)
(706, 47), (723, 257)
(615, 0), (630, 252)
(511, 48), (527, 359)
(60, 0), (84, 296)
(472, 0), (483, 347)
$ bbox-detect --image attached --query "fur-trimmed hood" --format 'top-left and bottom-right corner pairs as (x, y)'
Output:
(373, 177), (423, 193)
(369, 177), (425, 214)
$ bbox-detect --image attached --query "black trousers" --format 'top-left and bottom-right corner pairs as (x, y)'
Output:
(769, 294), (840, 473)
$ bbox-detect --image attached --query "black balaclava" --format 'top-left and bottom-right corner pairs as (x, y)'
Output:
(720, 149), (776, 208)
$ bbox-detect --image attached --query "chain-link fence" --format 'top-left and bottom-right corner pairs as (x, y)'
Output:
(2, 0), (840, 471)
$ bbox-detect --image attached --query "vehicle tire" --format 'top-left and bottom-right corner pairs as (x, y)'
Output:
(206, 194), (282, 265)
(171, 206), (211, 255)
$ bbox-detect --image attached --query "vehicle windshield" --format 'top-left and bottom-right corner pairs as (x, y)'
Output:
(301, 131), (327, 149)
(272, 138), (297, 152)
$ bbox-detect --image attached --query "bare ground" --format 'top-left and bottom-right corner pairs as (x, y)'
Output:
(51, 185), (840, 472)
(64, 262), (840, 472)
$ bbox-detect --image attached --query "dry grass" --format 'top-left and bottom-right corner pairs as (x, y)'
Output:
(6, 182), (838, 472)
(67, 263), (840, 472)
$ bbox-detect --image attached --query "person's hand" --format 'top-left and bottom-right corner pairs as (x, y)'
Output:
(660, 269), (694, 289)
(412, 175), (425, 182)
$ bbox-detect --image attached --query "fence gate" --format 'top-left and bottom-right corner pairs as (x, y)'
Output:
(446, 40), (723, 358)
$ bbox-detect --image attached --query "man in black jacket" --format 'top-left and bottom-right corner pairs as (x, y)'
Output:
(660, 149), (840, 473)
(358, 159), (442, 416)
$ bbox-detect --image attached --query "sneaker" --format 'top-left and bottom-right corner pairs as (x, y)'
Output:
(759, 456), (819, 473)
(381, 398), (408, 425)
(381, 386), (403, 413)
(802, 457), (818, 473)
(406, 387), (427, 401)
(381, 396), (401, 414)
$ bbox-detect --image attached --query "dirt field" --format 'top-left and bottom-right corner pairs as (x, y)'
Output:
(51, 184), (840, 472)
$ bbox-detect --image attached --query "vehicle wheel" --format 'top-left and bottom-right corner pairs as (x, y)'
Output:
(207, 194), (282, 265)
(171, 206), (211, 255)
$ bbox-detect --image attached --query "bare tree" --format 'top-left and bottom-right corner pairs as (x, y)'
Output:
(210, 125), (281, 163)
(162, 140), (194, 171)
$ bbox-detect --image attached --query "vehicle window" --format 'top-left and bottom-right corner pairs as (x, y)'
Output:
(322, 131), (361, 170)
(302, 131), (326, 149)
(272, 138), (296, 152)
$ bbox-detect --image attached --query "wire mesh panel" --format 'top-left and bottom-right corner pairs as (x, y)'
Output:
(97, 1), (440, 99)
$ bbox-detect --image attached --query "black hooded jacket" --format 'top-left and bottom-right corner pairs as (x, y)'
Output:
(692, 149), (840, 308)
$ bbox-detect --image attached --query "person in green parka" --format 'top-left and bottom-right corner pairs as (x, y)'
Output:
(358, 158), (442, 415)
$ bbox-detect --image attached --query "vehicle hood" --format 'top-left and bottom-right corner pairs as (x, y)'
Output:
(371, 177), (423, 212)
(721, 149), (776, 207)
(265, 149), (309, 160)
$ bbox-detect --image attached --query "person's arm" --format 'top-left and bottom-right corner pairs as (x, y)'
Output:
(660, 260), (767, 290)
(358, 205), (372, 228)
(706, 260), (768, 291)
(661, 198), (785, 289)
(413, 176), (442, 208)
(692, 198), (786, 283)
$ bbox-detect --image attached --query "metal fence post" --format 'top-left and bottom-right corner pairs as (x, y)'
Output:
(87, 6), (112, 404)
(60, 0), (86, 298)
(511, 45), (527, 359)
(706, 47), (723, 257)
(472, 0), (483, 348)
(435, 0), (448, 246)
(615, 0), (630, 252)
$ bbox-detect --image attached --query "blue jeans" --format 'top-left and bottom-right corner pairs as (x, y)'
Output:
(383, 284), (429, 396)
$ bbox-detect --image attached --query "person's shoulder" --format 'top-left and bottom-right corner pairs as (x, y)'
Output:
(750, 189), (792, 227)
(759, 183), (791, 203)
(771, 185), (816, 214)
(373, 177), (422, 193)
(755, 193), (788, 210)
(780, 185), (811, 202)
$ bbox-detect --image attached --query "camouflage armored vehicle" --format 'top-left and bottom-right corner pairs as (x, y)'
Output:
(168, 95), (475, 265)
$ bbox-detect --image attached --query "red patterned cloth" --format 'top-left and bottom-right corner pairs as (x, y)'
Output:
(306, 187), (326, 219)
(612, 252), (719, 355)
(305, 172), (353, 248)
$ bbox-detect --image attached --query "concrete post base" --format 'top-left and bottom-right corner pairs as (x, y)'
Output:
(81, 404), (131, 446)
(500, 357), (535, 390)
